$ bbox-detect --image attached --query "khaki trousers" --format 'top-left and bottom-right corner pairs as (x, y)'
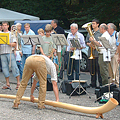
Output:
(14, 56), (47, 107)
(109, 54), (119, 87)
(98, 54), (109, 85)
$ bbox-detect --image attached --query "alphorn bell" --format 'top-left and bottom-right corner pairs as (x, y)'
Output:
(0, 94), (118, 119)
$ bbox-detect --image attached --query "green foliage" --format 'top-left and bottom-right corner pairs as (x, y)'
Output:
(1, 0), (120, 30)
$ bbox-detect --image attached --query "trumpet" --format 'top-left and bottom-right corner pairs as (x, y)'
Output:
(11, 25), (20, 50)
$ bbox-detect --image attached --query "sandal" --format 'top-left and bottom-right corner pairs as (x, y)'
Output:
(2, 85), (11, 90)
(16, 84), (20, 90)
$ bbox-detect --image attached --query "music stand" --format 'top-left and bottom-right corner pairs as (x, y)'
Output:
(95, 37), (113, 102)
(0, 33), (10, 44)
(21, 35), (44, 46)
(21, 35), (44, 89)
(51, 34), (68, 92)
(68, 38), (91, 98)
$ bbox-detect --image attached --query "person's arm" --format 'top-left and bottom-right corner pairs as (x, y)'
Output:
(52, 81), (59, 102)
(9, 42), (17, 47)
(89, 37), (102, 47)
(40, 47), (46, 56)
(30, 79), (37, 102)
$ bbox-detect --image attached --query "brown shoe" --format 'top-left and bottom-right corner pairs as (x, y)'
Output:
(12, 103), (19, 109)
(38, 105), (46, 110)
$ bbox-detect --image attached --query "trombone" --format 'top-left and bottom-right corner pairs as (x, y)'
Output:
(11, 25), (20, 50)
(67, 38), (77, 76)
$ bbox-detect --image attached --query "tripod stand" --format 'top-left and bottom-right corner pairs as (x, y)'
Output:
(68, 39), (91, 98)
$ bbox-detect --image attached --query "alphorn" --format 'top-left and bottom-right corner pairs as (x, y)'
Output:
(0, 94), (118, 118)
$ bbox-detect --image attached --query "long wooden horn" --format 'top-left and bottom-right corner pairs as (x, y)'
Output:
(0, 94), (118, 118)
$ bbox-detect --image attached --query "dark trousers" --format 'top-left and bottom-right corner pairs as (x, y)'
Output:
(67, 52), (79, 80)
(89, 57), (102, 87)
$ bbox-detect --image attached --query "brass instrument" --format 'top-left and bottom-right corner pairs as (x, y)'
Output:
(11, 25), (20, 50)
(82, 22), (96, 75)
(0, 94), (118, 119)
(82, 22), (99, 59)
(67, 51), (74, 76)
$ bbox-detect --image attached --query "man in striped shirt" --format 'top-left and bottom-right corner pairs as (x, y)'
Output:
(0, 21), (20, 90)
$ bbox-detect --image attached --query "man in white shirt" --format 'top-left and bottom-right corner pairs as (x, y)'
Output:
(90, 23), (111, 85)
(66, 23), (86, 80)
(12, 55), (59, 109)
(107, 23), (119, 87)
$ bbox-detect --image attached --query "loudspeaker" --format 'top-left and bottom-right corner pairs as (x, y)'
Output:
(113, 88), (120, 105)
(47, 79), (53, 91)
(65, 81), (87, 96)
(95, 89), (102, 101)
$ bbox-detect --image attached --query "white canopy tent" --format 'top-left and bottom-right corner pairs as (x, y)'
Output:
(0, 8), (39, 22)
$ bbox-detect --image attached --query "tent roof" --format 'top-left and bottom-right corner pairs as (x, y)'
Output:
(0, 8), (39, 21)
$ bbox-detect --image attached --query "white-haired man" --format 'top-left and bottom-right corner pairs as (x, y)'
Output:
(107, 23), (119, 87)
(89, 23), (111, 85)
(66, 23), (86, 80)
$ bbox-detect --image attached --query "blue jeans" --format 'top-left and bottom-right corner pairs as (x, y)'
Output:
(67, 52), (79, 80)
(1, 53), (20, 78)
(22, 54), (31, 68)
(16, 61), (23, 79)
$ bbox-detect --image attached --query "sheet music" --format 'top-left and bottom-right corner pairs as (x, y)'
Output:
(98, 37), (112, 49)
(103, 50), (111, 61)
(51, 34), (68, 46)
(21, 35), (44, 45)
(70, 38), (81, 49)
(75, 50), (82, 60)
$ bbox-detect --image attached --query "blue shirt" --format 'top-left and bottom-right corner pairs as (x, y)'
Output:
(21, 29), (35, 54)
(111, 31), (119, 46)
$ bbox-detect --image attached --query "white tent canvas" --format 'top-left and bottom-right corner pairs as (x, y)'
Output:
(0, 8), (39, 21)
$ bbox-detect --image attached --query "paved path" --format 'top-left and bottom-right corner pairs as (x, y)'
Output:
(0, 71), (119, 120)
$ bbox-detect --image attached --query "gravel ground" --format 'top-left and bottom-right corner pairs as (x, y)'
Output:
(0, 71), (120, 120)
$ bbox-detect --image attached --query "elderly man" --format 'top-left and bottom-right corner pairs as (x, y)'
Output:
(66, 23), (86, 80)
(107, 23), (119, 87)
(12, 55), (59, 109)
(90, 23), (111, 85)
